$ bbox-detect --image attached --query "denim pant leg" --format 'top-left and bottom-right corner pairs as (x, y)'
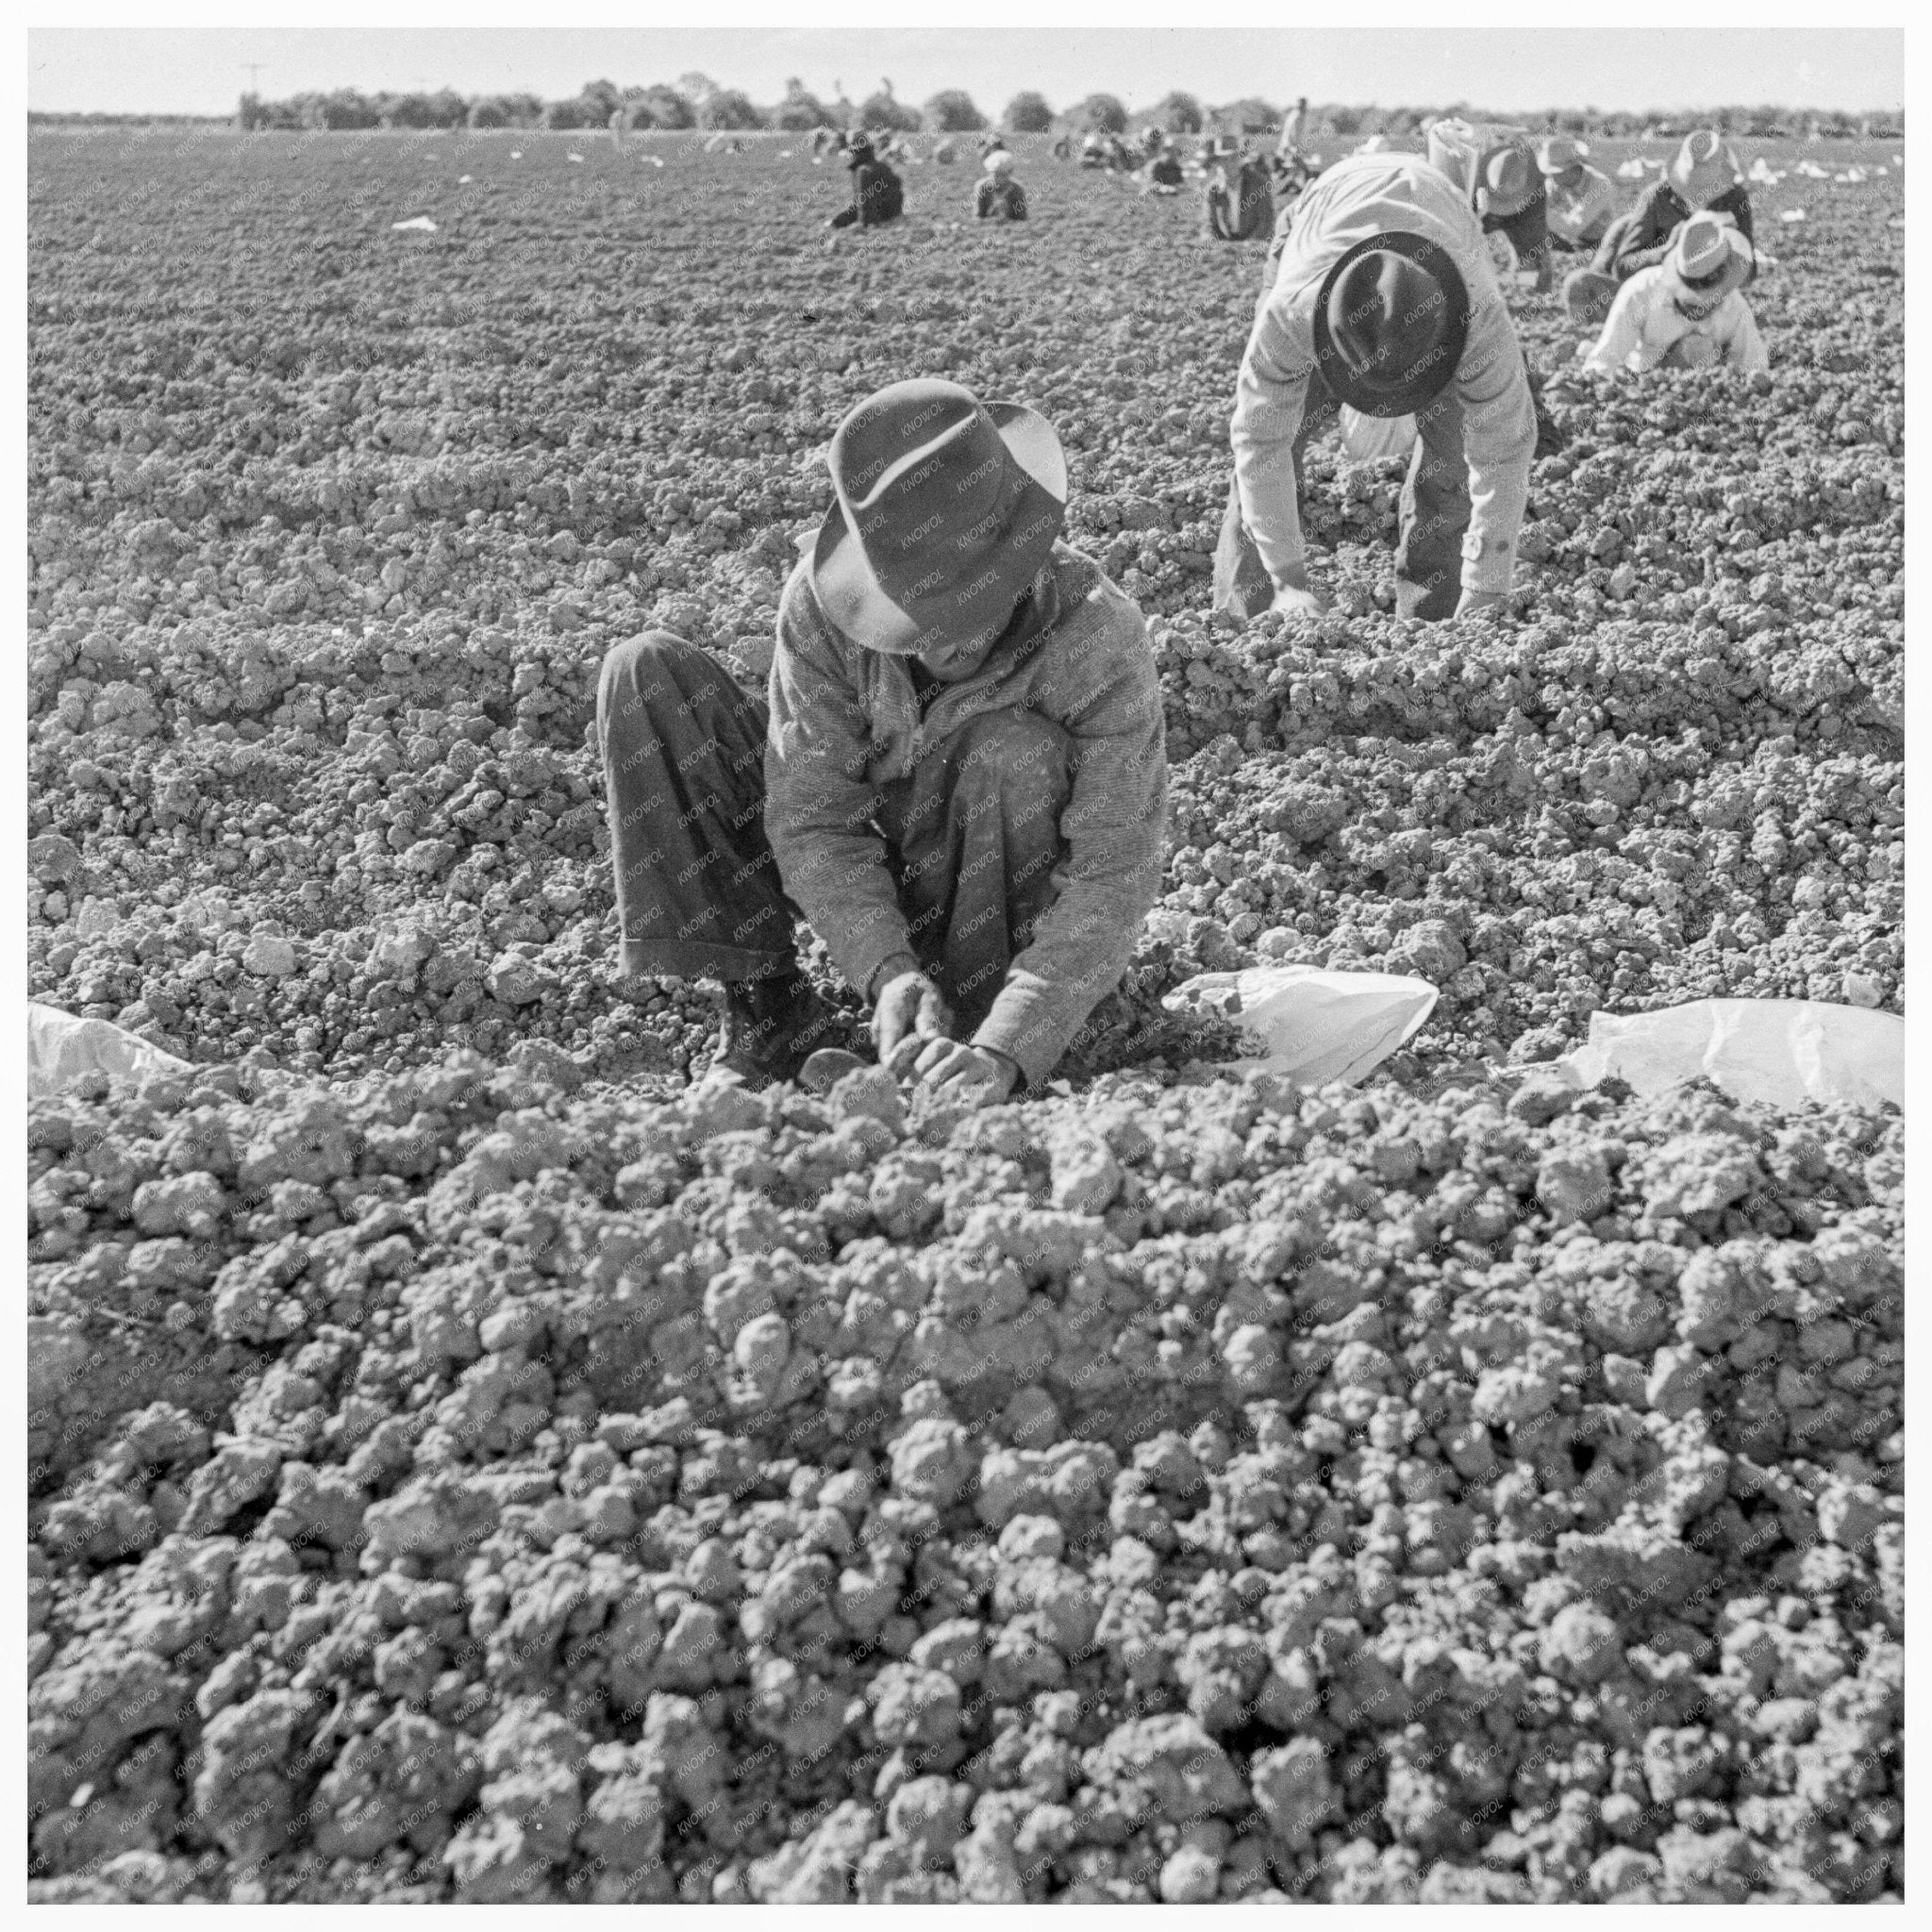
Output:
(596, 631), (797, 983)
(1394, 386), (1472, 623)
(876, 708), (1072, 1035)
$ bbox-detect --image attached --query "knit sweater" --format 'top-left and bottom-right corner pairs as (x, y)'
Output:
(765, 544), (1168, 1087)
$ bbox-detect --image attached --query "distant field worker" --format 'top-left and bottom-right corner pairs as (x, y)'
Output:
(1143, 134), (1184, 193)
(1275, 95), (1310, 164)
(975, 148), (1028, 220)
(1539, 137), (1616, 251)
(1206, 141), (1275, 242)
(1583, 212), (1767, 375)
(608, 106), (627, 152)
(827, 133), (904, 229)
(1428, 120), (1551, 292)
(1213, 148), (1538, 625)
(1565, 129), (1754, 325)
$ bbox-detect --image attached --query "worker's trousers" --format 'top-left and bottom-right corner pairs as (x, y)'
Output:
(597, 634), (1070, 1031)
(1212, 366), (1474, 624)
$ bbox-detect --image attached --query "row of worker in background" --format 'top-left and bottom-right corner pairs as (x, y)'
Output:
(822, 112), (1764, 379)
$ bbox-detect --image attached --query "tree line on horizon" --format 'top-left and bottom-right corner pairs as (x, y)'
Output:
(33, 75), (1901, 142)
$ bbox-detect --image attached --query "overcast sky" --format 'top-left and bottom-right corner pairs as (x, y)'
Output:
(26, 25), (1905, 119)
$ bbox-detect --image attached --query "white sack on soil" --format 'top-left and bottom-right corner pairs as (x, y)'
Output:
(1557, 998), (1903, 1110)
(1164, 965), (1439, 1088)
(29, 1004), (192, 1101)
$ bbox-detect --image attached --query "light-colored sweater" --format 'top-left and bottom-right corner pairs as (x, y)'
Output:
(1546, 164), (1616, 245)
(1231, 151), (1537, 598)
(1583, 265), (1769, 375)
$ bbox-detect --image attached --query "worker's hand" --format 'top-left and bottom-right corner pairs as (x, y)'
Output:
(1454, 588), (1511, 623)
(873, 965), (954, 1075)
(907, 1039), (1019, 1107)
(1270, 581), (1333, 619)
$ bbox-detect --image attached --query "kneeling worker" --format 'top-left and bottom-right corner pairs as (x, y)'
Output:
(828, 133), (905, 228)
(597, 379), (1168, 1102)
(1213, 145), (1537, 624)
(1583, 212), (1766, 375)
(975, 147), (1028, 220)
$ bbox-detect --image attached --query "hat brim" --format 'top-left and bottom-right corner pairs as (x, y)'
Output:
(1312, 231), (1472, 419)
(810, 402), (1068, 658)
(1668, 251), (1751, 308)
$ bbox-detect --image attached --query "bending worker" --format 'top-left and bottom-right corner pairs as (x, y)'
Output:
(1212, 144), (1537, 624)
(596, 379), (1168, 1101)
(1427, 119), (1552, 293)
(976, 147), (1028, 220)
(1539, 136), (1616, 252)
(1206, 139), (1275, 241)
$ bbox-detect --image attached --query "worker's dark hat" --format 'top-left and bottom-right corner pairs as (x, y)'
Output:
(812, 379), (1067, 658)
(1313, 231), (1470, 418)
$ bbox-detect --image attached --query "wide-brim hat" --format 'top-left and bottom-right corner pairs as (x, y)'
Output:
(1666, 210), (1754, 306)
(1538, 135), (1587, 175)
(984, 149), (1015, 175)
(1671, 128), (1740, 206)
(1313, 231), (1471, 418)
(1478, 144), (1539, 219)
(812, 379), (1067, 658)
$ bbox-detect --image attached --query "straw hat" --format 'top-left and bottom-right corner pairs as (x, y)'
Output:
(1670, 129), (1741, 208)
(1478, 145), (1539, 219)
(1665, 210), (1754, 310)
(1538, 135), (1588, 175)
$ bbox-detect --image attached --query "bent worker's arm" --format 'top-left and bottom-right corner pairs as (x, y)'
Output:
(1583, 275), (1653, 374)
(1452, 298), (1539, 596)
(764, 568), (916, 1002)
(1229, 288), (1315, 591)
(972, 601), (1169, 1088)
(1724, 300), (1770, 375)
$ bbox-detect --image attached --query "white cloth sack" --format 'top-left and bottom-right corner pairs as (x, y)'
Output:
(1165, 965), (1439, 1088)
(1554, 999), (1902, 1111)
(1339, 407), (1418, 462)
(29, 1003), (192, 1102)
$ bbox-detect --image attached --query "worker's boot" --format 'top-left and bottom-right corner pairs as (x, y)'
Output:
(715, 972), (841, 1088)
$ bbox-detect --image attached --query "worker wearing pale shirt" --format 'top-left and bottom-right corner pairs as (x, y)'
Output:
(1214, 149), (1537, 625)
(1538, 137), (1616, 252)
(1583, 212), (1767, 375)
